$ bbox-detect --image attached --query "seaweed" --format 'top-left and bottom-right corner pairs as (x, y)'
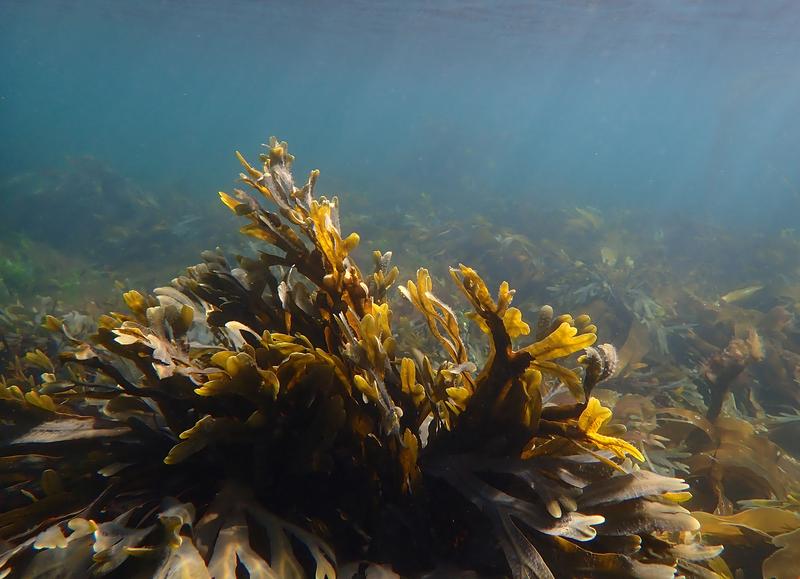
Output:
(0, 139), (718, 577)
(312, 156), (800, 577)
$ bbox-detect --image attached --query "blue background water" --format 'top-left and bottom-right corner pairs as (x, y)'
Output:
(2, 0), (800, 228)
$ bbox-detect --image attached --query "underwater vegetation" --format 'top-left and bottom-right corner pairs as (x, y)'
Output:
(360, 202), (800, 579)
(0, 139), (733, 578)
(0, 157), (225, 306)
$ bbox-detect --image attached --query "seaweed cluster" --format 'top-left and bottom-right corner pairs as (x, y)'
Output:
(348, 191), (800, 577)
(0, 139), (719, 578)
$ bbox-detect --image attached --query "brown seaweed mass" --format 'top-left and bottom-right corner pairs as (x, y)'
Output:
(1, 139), (745, 578)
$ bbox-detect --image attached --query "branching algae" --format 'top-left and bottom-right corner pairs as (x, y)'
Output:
(0, 139), (720, 578)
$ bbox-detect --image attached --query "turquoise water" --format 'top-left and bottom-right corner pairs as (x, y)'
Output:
(3, 0), (800, 228)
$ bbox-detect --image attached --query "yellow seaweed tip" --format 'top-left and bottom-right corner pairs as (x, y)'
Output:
(219, 191), (241, 212)
(578, 397), (644, 462)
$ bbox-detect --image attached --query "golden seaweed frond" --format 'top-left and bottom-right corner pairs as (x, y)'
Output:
(1, 383), (58, 414)
(310, 199), (360, 275)
(399, 268), (468, 365)
(367, 251), (399, 303)
(578, 397), (645, 462)
(399, 357), (426, 406)
(521, 321), (596, 361)
(403, 264), (600, 444)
